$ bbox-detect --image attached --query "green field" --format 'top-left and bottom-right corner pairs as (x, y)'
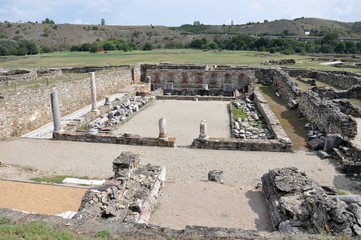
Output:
(0, 49), (360, 73)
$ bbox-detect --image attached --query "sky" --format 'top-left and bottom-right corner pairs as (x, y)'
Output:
(0, 0), (360, 26)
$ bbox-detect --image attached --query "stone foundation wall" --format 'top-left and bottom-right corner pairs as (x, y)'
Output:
(53, 131), (175, 147)
(192, 88), (293, 152)
(0, 70), (37, 85)
(313, 85), (361, 100)
(191, 138), (292, 152)
(146, 69), (254, 90)
(287, 69), (361, 90)
(0, 67), (133, 140)
(299, 90), (357, 138)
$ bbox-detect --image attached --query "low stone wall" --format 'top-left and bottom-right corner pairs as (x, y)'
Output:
(0, 67), (135, 140)
(287, 69), (361, 90)
(192, 88), (292, 152)
(0, 70), (37, 85)
(299, 90), (357, 138)
(53, 131), (175, 147)
(156, 95), (236, 101)
(313, 85), (361, 100)
(191, 137), (292, 152)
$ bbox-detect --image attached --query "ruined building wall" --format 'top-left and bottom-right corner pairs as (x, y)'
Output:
(313, 85), (361, 100)
(145, 69), (254, 90)
(255, 68), (299, 102)
(0, 67), (133, 140)
(287, 69), (361, 90)
(299, 90), (358, 138)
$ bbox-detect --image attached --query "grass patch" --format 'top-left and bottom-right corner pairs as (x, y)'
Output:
(0, 50), (360, 73)
(30, 175), (89, 184)
(257, 84), (308, 150)
(231, 102), (247, 121)
(336, 189), (349, 195)
(95, 229), (110, 238)
(0, 219), (77, 240)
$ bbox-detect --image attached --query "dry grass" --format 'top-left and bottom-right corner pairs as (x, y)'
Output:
(257, 84), (308, 150)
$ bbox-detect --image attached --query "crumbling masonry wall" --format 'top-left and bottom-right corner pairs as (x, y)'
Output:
(287, 69), (361, 90)
(146, 69), (254, 90)
(299, 90), (357, 138)
(0, 66), (137, 140)
(255, 68), (299, 102)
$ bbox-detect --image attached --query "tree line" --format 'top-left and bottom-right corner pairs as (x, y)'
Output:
(70, 39), (153, 53)
(188, 33), (361, 54)
(0, 39), (38, 56)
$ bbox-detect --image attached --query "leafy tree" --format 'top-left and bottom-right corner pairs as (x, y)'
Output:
(42, 18), (55, 24)
(142, 42), (153, 51)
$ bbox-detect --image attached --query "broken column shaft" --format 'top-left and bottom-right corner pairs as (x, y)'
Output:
(50, 90), (61, 132)
(90, 72), (97, 111)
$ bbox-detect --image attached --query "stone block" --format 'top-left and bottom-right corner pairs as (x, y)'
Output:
(208, 170), (224, 184)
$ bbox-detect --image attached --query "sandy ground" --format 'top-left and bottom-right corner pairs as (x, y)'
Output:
(0, 180), (86, 215)
(113, 100), (230, 146)
(0, 138), (358, 230)
(0, 100), (359, 230)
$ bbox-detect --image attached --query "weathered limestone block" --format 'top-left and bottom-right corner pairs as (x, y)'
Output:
(262, 167), (361, 236)
(74, 152), (166, 224)
(208, 170), (224, 184)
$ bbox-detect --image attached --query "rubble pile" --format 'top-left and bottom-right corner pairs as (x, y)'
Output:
(232, 98), (273, 139)
(262, 59), (296, 65)
(74, 152), (166, 224)
(262, 167), (361, 236)
(87, 96), (152, 135)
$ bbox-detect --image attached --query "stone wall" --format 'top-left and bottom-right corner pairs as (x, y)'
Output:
(145, 69), (254, 90)
(287, 69), (361, 90)
(0, 67), (134, 140)
(255, 68), (299, 102)
(53, 131), (175, 147)
(192, 88), (293, 152)
(299, 90), (357, 138)
(313, 85), (361, 100)
(0, 70), (37, 85)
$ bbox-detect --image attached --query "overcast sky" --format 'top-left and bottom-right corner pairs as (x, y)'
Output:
(0, 0), (360, 26)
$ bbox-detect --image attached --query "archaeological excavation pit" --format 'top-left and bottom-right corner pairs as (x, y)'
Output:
(0, 180), (87, 216)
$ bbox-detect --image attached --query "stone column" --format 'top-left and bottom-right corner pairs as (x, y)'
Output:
(198, 120), (208, 139)
(50, 90), (61, 132)
(90, 72), (97, 111)
(158, 118), (167, 138)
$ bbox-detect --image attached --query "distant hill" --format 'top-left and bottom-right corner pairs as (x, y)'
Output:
(0, 17), (360, 51)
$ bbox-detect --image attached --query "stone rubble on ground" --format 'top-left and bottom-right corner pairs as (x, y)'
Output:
(232, 98), (273, 140)
(87, 96), (152, 135)
(262, 167), (361, 236)
(74, 151), (166, 224)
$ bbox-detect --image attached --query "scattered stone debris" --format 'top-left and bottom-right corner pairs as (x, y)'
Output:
(86, 96), (152, 135)
(262, 59), (296, 65)
(231, 98), (273, 139)
(262, 167), (361, 236)
(74, 151), (166, 224)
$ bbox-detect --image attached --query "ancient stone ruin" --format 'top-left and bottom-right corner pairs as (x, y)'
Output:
(262, 167), (361, 236)
(74, 151), (166, 224)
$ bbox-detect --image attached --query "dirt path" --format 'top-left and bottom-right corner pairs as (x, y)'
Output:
(0, 180), (86, 215)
